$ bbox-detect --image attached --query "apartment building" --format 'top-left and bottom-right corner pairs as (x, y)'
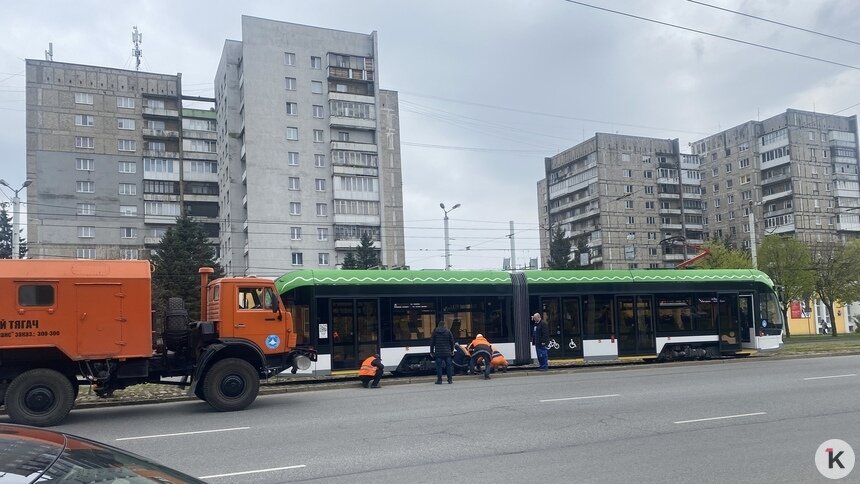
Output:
(25, 60), (218, 259)
(692, 109), (860, 247)
(538, 134), (702, 269)
(215, 16), (405, 276)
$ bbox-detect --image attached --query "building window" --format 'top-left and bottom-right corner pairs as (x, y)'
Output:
(716, 213), (722, 222)
(117, 96), (135, 109)
(313, 105), (324, 118)
(117, 118), (135, 130)
(311, 81), (323, 94)
(644, 170), (652, 179)
(623, 169), (632, 178)
(118, 139), (136, 152)
(625, 200), (633, 209)
(288, 152), (299, 165)
(739, 158), (750, 168)
(188, 161), (217, 173)
(290, 227), (302, 240)
(146, 99), (165, 109)
(76, 248), (96, 259)
(714, 198), (721, 208)
(646, 216), (655, 224)
(725, 163), (732, 173)
(624, 185), (633, 193)
(119, 183), (137, 195)
(647, 232), (657, 240)
(315, 154), (326, 167)
(77, 203), (95, 216)
(120, 205), (137, 216)
(184, 139), (216, 153)
(118, 161), (136, 173)
(287, 127), (298, 140)
(285, 77), (296, 90)
(76, 181), (94, 193)
(75, 136), (94, 149)
(290, 202), (301, 215)
(144, 158), (176, 173)
(284, 52), (295, 66)
(315, 178), (326, 191)
(74, 93), (93, 105)
(311, 56), (321, 69)
(78, 226), (94, 238)
(740, 174), (751, 185)
(644, 201), (655, 209)
(337, 131), (349, 142)
(644, 186), (654, 194)
(76, 158), (94, 171)
(317, 228), (329, 241)
(148, 141), (166, 152)
(144, 201), (181, 216)
(729, 211), (735, 220)
(119, 248), (139, 260)
(318, 252), (329, 265)
(649, 247), (658, 256)
(316, 203), (327, 216)
(627, 216), (635, 225)
(292, 252), (303, 266)
(75, 114), (94, 127)
(727, 195), (734, 204)
(286, 102), (298, 115)
(121, 227), (136, 239)
(314, 130), (324, 142)
(288, 177), (300, 190)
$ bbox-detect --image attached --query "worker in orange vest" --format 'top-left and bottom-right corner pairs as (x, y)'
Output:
(467, 334), (493, 380)
(358, 353), (384, 388)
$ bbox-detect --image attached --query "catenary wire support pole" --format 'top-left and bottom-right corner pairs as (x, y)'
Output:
(0, 179), (32, 259)
(508, 221), (516, 270)
(748, 200), (758, 268)
(440, 202), (460, 270)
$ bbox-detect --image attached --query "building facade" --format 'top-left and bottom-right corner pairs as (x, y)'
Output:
(692, 109), (860, 248)
(539, 133), (702, 269)
(215, 16), (405, 276)
(25, 60), (218, 260)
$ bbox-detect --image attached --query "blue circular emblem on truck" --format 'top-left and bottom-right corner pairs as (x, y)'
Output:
(266, 335), (280, 349)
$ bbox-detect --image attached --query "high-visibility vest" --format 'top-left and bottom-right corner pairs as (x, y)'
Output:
(470, 335), (491, 350)
(359, 356), (378, 377)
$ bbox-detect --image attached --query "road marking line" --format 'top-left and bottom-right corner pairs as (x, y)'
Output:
(199, 465), (306, 479)
(540, 394), (620, 403)
(803, 373), (857, 381)
(674, 412), (766, 424)
(115, 427), (251, 441)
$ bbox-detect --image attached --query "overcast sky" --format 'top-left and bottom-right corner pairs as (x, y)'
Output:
(2, 0), (859, 270)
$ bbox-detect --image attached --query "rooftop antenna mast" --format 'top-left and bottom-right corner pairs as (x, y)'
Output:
(45, 42), (53, 61)
(132, 26), (143, 71)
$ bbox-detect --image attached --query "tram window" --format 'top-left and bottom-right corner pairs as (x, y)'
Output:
(656, 295), (692, 332)
(439, 296), (507, 341)
(693, 294), (718, 332)
(759, 292), (784, 335)
(391, 298), (435, 342)
(583, 294), (614, 339)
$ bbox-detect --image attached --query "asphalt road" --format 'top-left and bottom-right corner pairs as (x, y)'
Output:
(34, 355), (860, 483)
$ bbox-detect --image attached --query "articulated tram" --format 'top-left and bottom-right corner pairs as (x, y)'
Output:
(275, 269), (784, 375)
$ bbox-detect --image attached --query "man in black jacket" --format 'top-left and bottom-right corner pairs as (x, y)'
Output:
(429, 319), (455, 384)
(532, 312), (550, 370)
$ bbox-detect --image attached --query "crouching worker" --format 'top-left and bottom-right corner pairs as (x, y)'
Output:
(468, 334), (493, 380)
(490, 345), (508, 373)
(452, 343), (471, 374)
(359, 353), (384, 388)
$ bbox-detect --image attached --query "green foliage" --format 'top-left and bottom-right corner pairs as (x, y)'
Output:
(809, 238), (860, 337)
(0, 204), (27, 259)
(340, 233), (380, 269)
(689, 239), (753, 269)
(546, 226), (573, 270)
(758, 236), (814, 338)
(341, 252), (358, 270)
(150, 215), (223, 320)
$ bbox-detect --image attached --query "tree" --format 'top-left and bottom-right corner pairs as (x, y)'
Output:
(809, 238), (860, 337)
(757, 235), (815, 338)
(546, 226), (573, 269)
(689, 239), (753, 269)
(355, 232), (381, 269)
(0, 204), (27, 259)
(150, 215), (223, 320)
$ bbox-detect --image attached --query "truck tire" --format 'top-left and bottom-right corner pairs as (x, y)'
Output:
(5, 369), (75, 427)
(202, 358), (259, 412)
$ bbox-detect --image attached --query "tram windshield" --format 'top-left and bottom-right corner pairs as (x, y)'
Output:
(758, 291), (784, 335)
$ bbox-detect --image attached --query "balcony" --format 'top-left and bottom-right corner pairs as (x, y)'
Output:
(660, 223), (683, 230)
(332, 164), (378, 177)
(761, 173), (790, 186)
(329, 91), (375, 103)
(658, 208), (681, 215)
(330, 140), (377, 153)
(143, 150), (179, 159)
(760, 154), (790, 171)
(144, 215), (178, 225)
(335, 239), (381, 250)
(182, 129), (217, 140)
(657, 192), (680, 200)
(183, 151), (218, 162)
(329, 115), (376, 130)
(762, 189), (793, 204)
(142, 128), (179, 139)
(663, 253), (685, 262)
(327, 66), (374, 82)
(142, 107), (179, 118)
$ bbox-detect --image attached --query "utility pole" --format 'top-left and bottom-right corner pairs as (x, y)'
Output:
(748, 200), (758, 268)
(132, 26), (143, 71)
(440, 202), (460, 270)
(508, 221), (516, 270)
(0, 179), (32, 259)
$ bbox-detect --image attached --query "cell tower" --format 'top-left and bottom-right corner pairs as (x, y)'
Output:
(132, 26), (143, 71)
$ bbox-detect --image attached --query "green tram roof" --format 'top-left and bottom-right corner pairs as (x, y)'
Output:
(276, 268), (774, 294)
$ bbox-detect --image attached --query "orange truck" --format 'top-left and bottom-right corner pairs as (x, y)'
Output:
(0, 259), (316, 427)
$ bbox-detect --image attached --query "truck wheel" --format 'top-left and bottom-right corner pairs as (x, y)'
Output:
(202, 358), (259, 412)
(5, 369), (75, 427)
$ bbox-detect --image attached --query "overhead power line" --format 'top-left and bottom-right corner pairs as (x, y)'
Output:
(687, 0), (860, 46)
(561, 0), (860, 71)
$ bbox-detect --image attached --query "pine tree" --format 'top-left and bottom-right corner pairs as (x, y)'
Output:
(355, 232), (381, 269)
(150, 215), (223, 320)
(546, 226), (573, 269)
(341, 252), (358, 269)
(0, 204), (26, 259)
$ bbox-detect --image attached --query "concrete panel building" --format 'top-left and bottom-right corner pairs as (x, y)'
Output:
(215, 16), (405, 276)
(538, 133), (702, 269)
(25, 60), (218, 260)
(692, 109), (860, 248)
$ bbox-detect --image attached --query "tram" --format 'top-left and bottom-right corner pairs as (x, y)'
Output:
(275, 269), (784, 375)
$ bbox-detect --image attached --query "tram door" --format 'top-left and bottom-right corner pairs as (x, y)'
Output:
(540, 297), (583, 359)
(718, 293), (742, 352)
(738, 295), (753, 343)
(616, 296), (655, 356)
(331, 299), (379, 370)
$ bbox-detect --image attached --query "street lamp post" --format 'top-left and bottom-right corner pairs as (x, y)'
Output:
(0, 179), (32, 259)
(440, 202), (460, 270)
